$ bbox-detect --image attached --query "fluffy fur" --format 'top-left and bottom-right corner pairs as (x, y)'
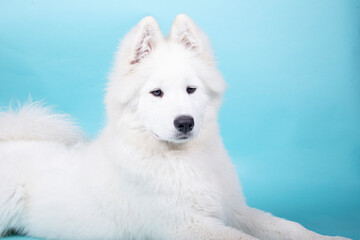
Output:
(0, 101), (84, 146)
(0, 15), (350, 240)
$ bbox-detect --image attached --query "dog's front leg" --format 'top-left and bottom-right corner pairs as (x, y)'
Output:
(172, 218), (259, 240)
(231, 206), (351, 240)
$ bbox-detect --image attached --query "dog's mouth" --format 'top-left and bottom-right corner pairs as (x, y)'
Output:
(176, 134), (190, 140)
(174, 133), (192, 142)
(149, 130), (193, 143)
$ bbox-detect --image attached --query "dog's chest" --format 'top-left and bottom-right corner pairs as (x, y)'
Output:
(109, 152), (227, 226)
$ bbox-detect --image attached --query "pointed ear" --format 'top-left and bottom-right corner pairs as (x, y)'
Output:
(168, 14), (210, 54)
(128, 16), (163, 65)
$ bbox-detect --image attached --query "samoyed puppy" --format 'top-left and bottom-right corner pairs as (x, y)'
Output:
(0, 14), (350, 240)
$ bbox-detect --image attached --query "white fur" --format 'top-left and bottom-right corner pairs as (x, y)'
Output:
(0, 101), (85, 146)
(0, 15), (350, 240)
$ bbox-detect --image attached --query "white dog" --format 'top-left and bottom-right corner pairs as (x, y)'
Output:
(0, 15), (350, 240)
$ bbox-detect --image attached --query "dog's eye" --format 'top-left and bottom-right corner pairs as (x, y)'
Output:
(150, 89), (163, 97)
(186, 86), (196, 94)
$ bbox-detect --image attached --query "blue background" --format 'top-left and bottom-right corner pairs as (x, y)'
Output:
(1, 0), (359, 239)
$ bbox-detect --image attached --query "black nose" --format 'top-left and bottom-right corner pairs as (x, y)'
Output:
(174, 115), (194, 134)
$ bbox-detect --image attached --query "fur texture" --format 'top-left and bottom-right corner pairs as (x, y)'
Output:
(0, 101), (84, 146)
(0, 15), (351, 240)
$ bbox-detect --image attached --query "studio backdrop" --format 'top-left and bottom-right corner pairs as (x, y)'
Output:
(0, 0), (359, 239)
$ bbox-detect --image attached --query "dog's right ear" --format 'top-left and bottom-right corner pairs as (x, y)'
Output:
(126, 16), (163, 65)
(114, 16), (163, 71)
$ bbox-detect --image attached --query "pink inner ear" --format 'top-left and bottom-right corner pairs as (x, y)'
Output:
(174, 24), (198, 51)
(130, 29), (154, 65)
(181, 35), (198, 51)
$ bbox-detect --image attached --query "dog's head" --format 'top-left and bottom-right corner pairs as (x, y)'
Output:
(106, 15), (225, 144)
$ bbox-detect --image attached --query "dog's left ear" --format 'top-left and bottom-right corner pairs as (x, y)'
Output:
(168, 14), (225, 97)
(168, 14), (211, 55)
